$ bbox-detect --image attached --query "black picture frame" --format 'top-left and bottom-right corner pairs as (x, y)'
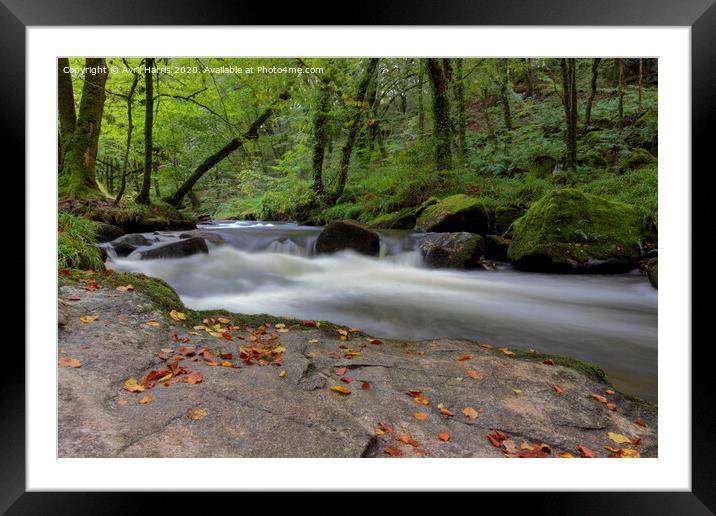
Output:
(4, 0), (711, 513)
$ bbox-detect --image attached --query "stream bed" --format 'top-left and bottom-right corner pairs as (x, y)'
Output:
(107, 220), (658, 403)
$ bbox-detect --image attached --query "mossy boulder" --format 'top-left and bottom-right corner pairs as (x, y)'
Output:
(579, 150), (609, 169)
(368, 208), (417, 230)
(507, 189), (644, 273)
(647, 257), (658, 288)
(528, 155), (557, 178)
(484, 235), (510, 262)
(415, 194), (491, 235)
(417, 232), (484, 269)
(620, 148), (656, 171)
(315, 220), (380, 256)
(93, 222), (124, 243)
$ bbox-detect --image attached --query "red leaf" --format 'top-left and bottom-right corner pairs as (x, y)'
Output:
(542, 358), (554, 365)
(384, 446), (401, 456)
(335, 367), (347, 376)
(578, 445), (594, 458)
(361, 381), (370, 390)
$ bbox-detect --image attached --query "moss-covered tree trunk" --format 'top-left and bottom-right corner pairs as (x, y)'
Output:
(311, 77), (332, 194)
(560, 58), (578, 171)
(417, 59), (425, 135)
(584, 58), (601, 129)
(499, 59), (512, 131)
(57, 58), (76, 175)
(114, 68), (141, 205)
(61, 58), (108, 198)
(135, 58), (154, 205)
(427, 58), (452, 171)
(165, 92), (289, 208)
(617, 58), (624, 135)
(330, 58), (379, 203)
(524, 58), (534, 98)
(453, 58), (467, 163)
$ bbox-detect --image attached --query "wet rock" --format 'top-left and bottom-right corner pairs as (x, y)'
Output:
(179, 230), (225, 245)
(415, 194), (491, 235)
(485, 235), (510, 262)
(137, 237), (209, 260)
(507, 189), (644, 273)
(647, 257), (658, 289)
(315, 220), (380, 256)
(93, 222), (124, 243)
(417, 232), (484, 269)
(119, 234), (153, 247)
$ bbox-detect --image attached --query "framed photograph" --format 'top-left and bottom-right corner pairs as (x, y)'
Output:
(6, 0), (711, 511)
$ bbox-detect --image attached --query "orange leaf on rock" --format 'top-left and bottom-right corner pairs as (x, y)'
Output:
(398, 435), (419, 447)
(146, 319), (159, 327)
(187, 408), (208, 420)
(415, 412), (428, 421)
(553, 384), (563, 394)
(330, 385), (351, 395)
(499, 348), (516, 357)
(542, 358), (554, 365)
(605, 389), (615, 395)
(361, 381), (370, 390)
(577, 445), (594, 458)
(184, 372), (204, 385)
(591, 394), (608, 403)
(139, 395), (153, 405)
(437, 432), (450, 442)
(607, 403), (617, 411)
(456, 354), (472, 361)
(79, 315), (98, 324)
(467, 369), (481, 380)
(462, 407), (479, 419)
(479, 343), (493, 350)
(58, 357), (81, 368)
(634, 419), (648, 428)
(439, 407), (454, 417)
(384, 446), (401, 457)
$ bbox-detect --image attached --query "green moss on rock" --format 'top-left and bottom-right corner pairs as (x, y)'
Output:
(368, 207), (417, 229)
(507, 188), (644, 272)
(415, 194), (491, 234)
(513, 351), (608, 384)
(620, 148), (656, 171)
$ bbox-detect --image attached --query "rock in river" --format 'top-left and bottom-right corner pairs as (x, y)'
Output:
(137, 237), (209, 260)
(417, 232), (484, 269)
(315, 220), (380, 256)
(507, 188), (644, 273)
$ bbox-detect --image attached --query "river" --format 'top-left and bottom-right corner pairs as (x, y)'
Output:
(106, 221), (658, 403)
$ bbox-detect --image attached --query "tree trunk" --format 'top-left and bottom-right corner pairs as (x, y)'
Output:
(165, 92), (289, 208)
(453, 59), (467, 162)
(560, 58), (578, 171)
(114, 70), (141, 205)
(617, 58), (624, 135)
(331, 58), (379, 203)
(417, 59), (425, 135)
(584, 58), (601, 129)
(482, 87), (495, 147)
(427, 58), (452, 170)
(135, 58), (154, 205)
(57, 58), (76, 175)
(311, 78), (332, 194)
(61, 58), (108, 197)
(637, 58), (643, 115)
(499, 59), (512, 131)
(524, 58), (534, 98)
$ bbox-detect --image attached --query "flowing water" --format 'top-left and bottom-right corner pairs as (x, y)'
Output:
(107, 221), (658, 403)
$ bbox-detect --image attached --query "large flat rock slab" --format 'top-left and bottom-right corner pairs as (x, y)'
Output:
(58, 284), (657, 458)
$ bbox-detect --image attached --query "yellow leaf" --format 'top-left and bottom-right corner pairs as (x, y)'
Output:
(330, 385), (351, 395)
(337, 329), (348, 336)
(169, 310), (187, 321)
(512, 388), (523, 394)
(79, 315), (98, 323)
(122, 378), (144, 393)
(607, 432), (632, 444)
(308, 339), (319, 344)
(194, 325), (207, 330)
(279, 370), (286, 378)
(187, 408), (208, 420)
(273, 346), (286, 353)
(157, 373), (172, 382)
(208, 331), (223, 338)
(58, 357), (81, 368)
(217, 317), (230, 324)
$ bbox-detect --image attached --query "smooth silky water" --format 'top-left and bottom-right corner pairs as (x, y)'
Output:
(108, 220), (658, 403)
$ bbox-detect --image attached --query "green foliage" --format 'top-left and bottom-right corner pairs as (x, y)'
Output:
(58, 213), (105, 271)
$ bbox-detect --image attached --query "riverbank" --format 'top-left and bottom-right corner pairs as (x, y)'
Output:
(58, 270), (656, 458)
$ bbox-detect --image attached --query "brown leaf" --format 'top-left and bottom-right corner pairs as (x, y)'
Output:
(184, 372), (204, 385)
(361, 381), (370, 390)
(607, 403), (617, 411)
(577, 445), (595, 458)
(367, 338), (383, 345)
(456, 354), (472, 361)
(340, 376), (352, 383)
(591, 393), (608, 403)
(634, 419), (648, 427)
(499, 347), (516, 357)
(58, 357), (81, 368)
(553, 384), (563, 394)
(139, 395), (153, 405)
(467, 369), (481, 380)
(542, 358), (554, 365)
(398, 435), (420, 447)
(437, 432), (450, 442)
(479, 343), (494, 350)
(439, 407), (454, 417)
(384, 446), (401, 456)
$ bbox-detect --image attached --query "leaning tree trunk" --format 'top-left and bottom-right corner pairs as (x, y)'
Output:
(427, 58), (452, 171)
(135, 58), (154, 205)
(114, 69), (141, 205)
(311, 78), (332, 194)
(560, 58), (578, 172)
(330, 58), (379, 203)
(165, 92), (289, 208)
(57, 58), (76, 175)
(584, 58), (601, 129)
(61, 58), (108, 197)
